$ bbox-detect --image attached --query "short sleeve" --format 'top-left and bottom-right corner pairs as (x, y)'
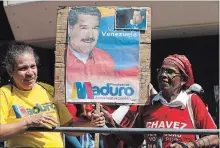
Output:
(191, 94), (217, 129)
(0, 88), (10, 124)
(37, 82), (54, 96)
(55, 103), (73, 126)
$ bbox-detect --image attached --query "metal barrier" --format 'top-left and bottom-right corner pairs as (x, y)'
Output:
(27, 127), (219, 148)
(27, 127), (219, 134)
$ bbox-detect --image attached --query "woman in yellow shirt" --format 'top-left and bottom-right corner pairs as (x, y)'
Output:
(0, 42), (105, 148)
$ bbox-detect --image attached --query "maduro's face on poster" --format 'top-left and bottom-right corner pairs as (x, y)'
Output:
(69, 14), (100, 54)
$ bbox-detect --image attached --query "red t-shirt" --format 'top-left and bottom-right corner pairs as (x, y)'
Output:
(138, 94), (216, 148)
(66, 47), (115, 83)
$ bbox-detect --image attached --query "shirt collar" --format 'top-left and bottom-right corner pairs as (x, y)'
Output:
(152, 91), (189, 109)
(69, 46), (94, 64)
(70, 48), (89, 64)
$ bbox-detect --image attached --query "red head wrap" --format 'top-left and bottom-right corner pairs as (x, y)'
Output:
(163, 54), (194, 87)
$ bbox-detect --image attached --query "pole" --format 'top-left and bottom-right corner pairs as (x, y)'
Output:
(94, 103), (101, 148)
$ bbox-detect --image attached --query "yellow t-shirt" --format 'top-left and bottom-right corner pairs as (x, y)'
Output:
(0, 83), (72, 148)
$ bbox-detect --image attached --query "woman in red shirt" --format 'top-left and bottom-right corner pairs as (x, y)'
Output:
(108, 54), (219, 148)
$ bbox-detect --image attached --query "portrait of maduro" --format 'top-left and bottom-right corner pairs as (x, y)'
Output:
(66, 6), (141, 104)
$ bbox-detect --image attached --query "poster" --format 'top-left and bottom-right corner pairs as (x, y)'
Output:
(115, 8), (147, 30)
(66, 6), (141, 103)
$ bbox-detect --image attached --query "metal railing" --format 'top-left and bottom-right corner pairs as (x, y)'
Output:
(27, 127), (219, 148)
(27, 127), (219, 135)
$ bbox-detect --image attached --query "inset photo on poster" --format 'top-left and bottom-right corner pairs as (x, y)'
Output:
(115, 8), (147, 30)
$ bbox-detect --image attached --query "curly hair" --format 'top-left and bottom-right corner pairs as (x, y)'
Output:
(3, 42), (39, 74)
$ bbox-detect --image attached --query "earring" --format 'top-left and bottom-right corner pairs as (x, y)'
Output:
(8, 78), (12, 84)
(9, 77), (14, 85)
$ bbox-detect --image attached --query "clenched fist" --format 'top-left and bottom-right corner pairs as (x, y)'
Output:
(90, 112), (105, 127)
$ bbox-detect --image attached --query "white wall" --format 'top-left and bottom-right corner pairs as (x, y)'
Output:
(3, 1), (219, 48)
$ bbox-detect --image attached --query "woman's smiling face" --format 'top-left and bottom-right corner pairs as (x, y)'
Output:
(11, 53), (38, 91)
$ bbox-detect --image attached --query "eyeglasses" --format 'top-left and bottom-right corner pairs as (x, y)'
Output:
(157, 68), (181, 76)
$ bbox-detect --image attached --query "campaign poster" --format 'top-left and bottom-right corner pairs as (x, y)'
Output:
(66, 6), (140, 103)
